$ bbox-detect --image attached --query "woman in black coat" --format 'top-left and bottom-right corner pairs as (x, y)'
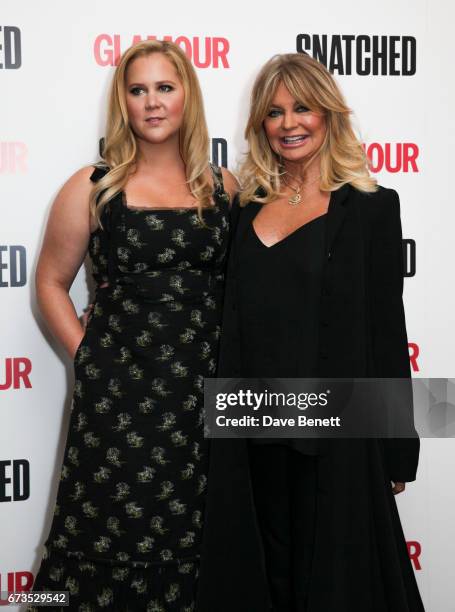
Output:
(197, 53), (424, 612)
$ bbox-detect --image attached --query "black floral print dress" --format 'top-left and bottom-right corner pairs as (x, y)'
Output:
(30, 165), (230, 612)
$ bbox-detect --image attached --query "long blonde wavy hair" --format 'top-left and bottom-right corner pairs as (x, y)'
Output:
(90, 40), (212, 224)
(239, 53), (377, 205)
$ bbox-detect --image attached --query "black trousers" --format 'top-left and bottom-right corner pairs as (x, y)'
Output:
(248, 444), (318, 612)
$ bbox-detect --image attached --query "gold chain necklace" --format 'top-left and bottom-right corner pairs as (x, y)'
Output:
(282, 173), (321, 206)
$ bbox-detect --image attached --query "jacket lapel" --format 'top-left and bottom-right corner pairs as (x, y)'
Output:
(326, 183), (351, 255)
(236, 202), (261, 243)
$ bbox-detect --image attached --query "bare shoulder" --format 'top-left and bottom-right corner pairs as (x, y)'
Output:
(56, 165), (95, 204)
(220, 167), (240, 202)
(51, 165), (97, 225)
(37, 166), (99, 290)
(45, 166), (98, 240)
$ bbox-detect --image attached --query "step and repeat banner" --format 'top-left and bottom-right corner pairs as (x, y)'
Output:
(1, 1), (454, 610)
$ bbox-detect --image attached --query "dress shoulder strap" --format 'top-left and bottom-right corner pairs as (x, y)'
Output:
(90, 164), (110, 183)
(88, 164), (114, 232)
(209, 163), (225, 192)
(209, 163), (233, 209)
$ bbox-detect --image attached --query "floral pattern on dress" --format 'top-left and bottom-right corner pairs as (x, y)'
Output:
(30, 164), (230, 611)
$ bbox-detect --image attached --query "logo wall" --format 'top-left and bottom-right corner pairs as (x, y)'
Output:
(0, 143), (28, 174)
(0, 460), (30, 502)
(407, 541), (422, 570)
(0, 246), (27, 287)
(0, 20), (427, 594)
(0, 26), (21, 69)
(0, 572), (34, 604)
(94, 34), (230, 67)
(296, 34), (416, 75)
(364, 143), (419, 174)
(0, 358), (32, 390)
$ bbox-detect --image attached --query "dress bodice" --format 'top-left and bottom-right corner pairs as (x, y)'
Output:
(88, 165), (230, 291)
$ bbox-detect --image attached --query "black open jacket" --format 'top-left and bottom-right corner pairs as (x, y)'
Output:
(197, 184), (420, 612)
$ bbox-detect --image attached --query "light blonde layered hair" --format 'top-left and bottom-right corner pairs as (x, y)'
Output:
(90, 40), (212, 224)
(239, 53), (377, 205)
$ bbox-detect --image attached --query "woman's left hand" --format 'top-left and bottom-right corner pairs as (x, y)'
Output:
(391, 481), (406, 495)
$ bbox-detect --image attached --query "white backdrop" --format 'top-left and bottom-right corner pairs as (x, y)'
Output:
(1, 1), (454, 610)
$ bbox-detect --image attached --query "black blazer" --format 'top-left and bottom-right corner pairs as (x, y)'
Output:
(196, 184), (420, 612)
(218, 183), (419, 482)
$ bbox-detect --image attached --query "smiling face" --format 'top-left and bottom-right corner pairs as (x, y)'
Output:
(263, 81), (326, 166)
(125, 52), (185, 146)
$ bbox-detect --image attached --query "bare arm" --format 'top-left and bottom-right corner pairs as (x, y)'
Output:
(36, 166), (96, 359)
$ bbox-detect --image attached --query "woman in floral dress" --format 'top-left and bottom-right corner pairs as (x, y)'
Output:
(31, 40), (236, 612)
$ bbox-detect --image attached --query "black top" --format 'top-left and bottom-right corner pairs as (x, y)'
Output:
(237, 211), (327, 378)
(235, 209), (327, 450)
